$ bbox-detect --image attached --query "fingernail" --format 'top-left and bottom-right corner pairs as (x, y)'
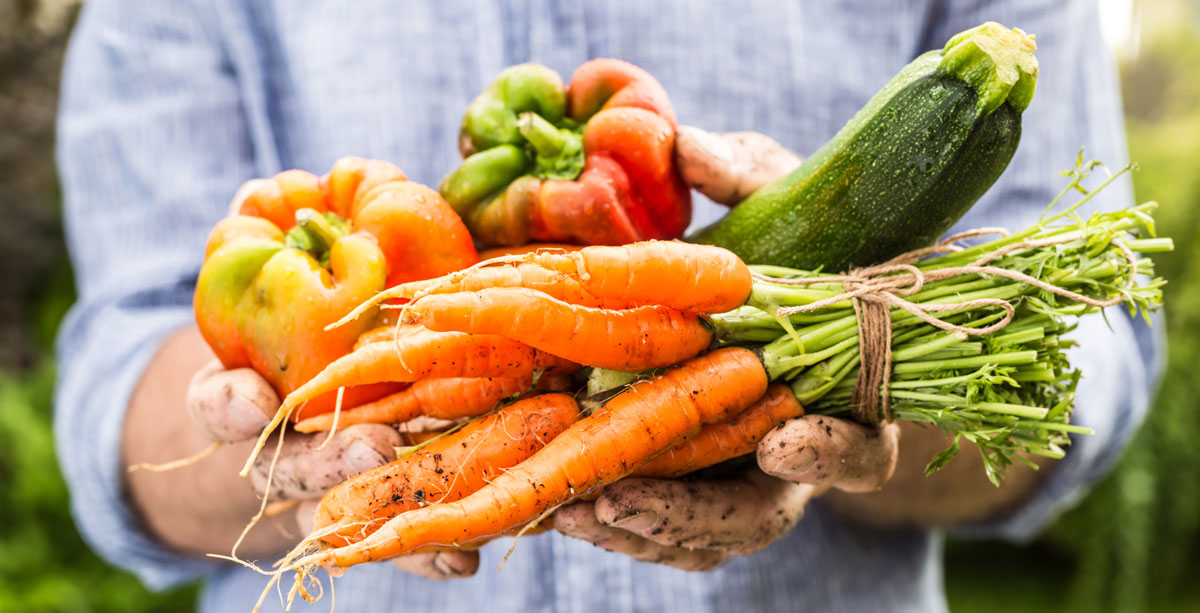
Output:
(227, 393), (270, 430)
(432, 554), (458, 577)
(765, 445), (817, 480)
(681, 126), (733, 164)
(609, 511), (659, 534)
(344, 439), (388, 474)
(432, 553), (474, 578)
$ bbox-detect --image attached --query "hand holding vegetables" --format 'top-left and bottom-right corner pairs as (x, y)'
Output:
(186, 356), (484, 581)
(555, 416), (899, 571)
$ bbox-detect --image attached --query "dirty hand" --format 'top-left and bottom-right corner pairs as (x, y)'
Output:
(673, 126), (802, 205)
(186, 360), (479, 580)
(554, 416), (898, 571)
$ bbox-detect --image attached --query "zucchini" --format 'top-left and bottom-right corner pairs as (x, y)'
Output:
(690, 22), (1038, 270)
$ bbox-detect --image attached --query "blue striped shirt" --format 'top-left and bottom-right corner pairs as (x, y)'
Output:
(55, 1), (1161, 611)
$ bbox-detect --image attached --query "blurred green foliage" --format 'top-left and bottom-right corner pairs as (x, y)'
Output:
(0, 1), (200, 611)
(948, 3), (1200, 612)
(0, 266), (199, 612)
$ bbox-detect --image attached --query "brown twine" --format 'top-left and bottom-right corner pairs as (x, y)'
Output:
(755, 229), (1138, 425)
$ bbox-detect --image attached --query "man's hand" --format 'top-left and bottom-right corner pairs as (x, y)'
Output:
(555, 417), (898, 570)
(674, 126), (801, 205)
(184, 357), (480, 580)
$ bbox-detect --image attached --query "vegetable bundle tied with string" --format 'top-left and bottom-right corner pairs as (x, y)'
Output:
(716, 178), (1167, 483)
(263, 172), (1167, 588)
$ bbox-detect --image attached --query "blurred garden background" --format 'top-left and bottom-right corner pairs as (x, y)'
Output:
(1, 0), (1198, 611)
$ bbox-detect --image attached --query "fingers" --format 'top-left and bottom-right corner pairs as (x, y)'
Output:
(589, 474), (813, 556)
(675, 126), (802, 205)
(757, 416), (900, 493)
(554, 501), (726, 571)
(186, 360), (279, 443)
(392, 550), (480, 581)
(249, 424), (402, 500)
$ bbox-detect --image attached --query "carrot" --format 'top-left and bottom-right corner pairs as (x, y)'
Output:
(633, 384), (804, 478)
(329, 241), (750, 329)
(311, 393), (580, 547)
(478, 243), (581, 260)
(294, 376), (531, 433)
(404, 287), (713, 371)
(386, 263), (623, 308)
(354, 323), (427, 349)
(523, 241), (752, 313)
(240, 331), (577, 476)
(296, 347), (767, 568)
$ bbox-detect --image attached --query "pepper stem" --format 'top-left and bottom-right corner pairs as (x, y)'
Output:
(516, 112), (586, 181)
(295, 208), (340, 252)
(517, 112), (568, 157)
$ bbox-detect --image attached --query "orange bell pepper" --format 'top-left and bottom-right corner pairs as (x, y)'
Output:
(194, 157), (478, 420)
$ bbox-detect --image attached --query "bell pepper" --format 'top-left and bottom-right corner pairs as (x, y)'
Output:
(440, 58), (691, 246)
(195, 157), (478, 420)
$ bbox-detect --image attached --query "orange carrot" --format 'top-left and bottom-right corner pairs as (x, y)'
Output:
(295, 372), (579, 433)
(405, 287), (713, 371)
(633, 384), (804, 478)
(294, 376), (530, 433)
(391, 263), (623, 308)
(311, 393), (580, 547)
(329, 241), (750, 329)
(354, 323), (427, 349)
(478, 243), (581, 260)
(524, 241), (752, 313)
(298, 347), (767, 568)
(241, 331), (577, 476)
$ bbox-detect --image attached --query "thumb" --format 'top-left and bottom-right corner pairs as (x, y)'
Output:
(674, 126), (801, 205)
(757, 415), (899, 493)
(186, 361), (279, 443)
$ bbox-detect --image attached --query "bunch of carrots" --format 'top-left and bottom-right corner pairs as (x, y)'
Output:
(237, 241), (807, 595)
(231, 192), (1164, 606)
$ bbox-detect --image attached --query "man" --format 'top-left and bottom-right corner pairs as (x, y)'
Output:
(56, 1), (1158, 611)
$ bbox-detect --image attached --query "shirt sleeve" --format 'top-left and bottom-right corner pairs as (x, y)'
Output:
(919, 0), (1166, 539)
(54, 0), (257, 589)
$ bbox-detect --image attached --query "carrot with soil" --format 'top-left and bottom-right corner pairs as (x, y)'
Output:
(402, 287), (714, 371)
(293, 347), (768, 568)
(311, 393), (580, 547)
(633, 384), (804, 479)
(370, 263), (623, 309)
(329, 241), (752, 329)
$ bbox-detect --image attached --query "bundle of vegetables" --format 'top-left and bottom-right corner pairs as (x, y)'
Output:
(714, 199), (1166, 483)
(253, 174), (1165, 588)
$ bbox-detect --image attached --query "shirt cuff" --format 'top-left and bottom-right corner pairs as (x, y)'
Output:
(954, 308), (1158, 541)
(55, 300), (223, 590)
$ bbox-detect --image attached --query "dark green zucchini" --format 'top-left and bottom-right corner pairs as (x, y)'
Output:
(690, 22), (1038, 270)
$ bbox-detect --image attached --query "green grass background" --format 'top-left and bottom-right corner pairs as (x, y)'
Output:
(1, 1), (1197, 611)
